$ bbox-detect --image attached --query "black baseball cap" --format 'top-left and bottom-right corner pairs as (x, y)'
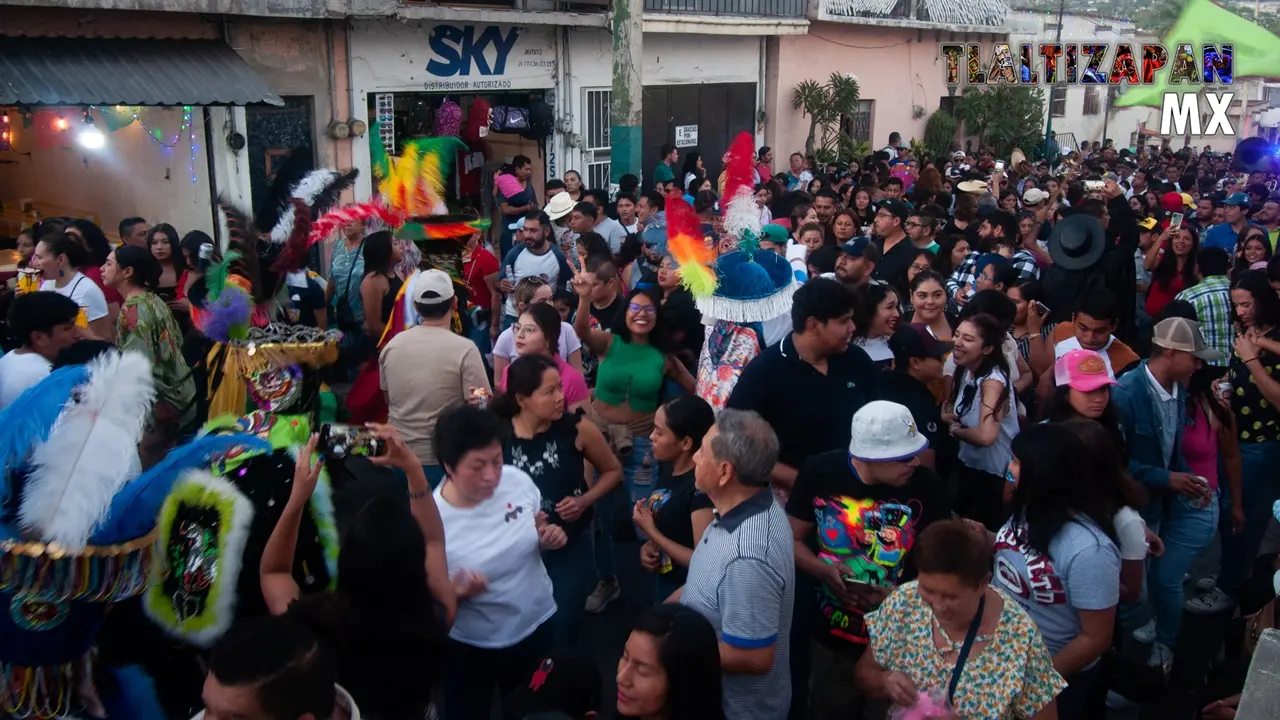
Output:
(876, 199), (909, 224)
(839, 236), (881, 262)
(889, 323), (951, 360)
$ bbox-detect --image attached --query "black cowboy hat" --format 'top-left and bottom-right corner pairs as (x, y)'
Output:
(1047, 213), (1106, 270)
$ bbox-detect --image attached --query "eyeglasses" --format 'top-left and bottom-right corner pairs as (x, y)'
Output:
(904, 221), (928, 229)
(628, 302), (657, 315)
(909, 263), (932, 272)
(514, 324), (541, 337)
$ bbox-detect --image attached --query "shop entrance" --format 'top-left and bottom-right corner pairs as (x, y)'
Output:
(246, 96), (316, 220)
(642, 83), (757, 190)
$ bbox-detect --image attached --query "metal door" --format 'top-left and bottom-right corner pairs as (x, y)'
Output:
(642, 83), (756, 191)
(245, 96), (316, 221)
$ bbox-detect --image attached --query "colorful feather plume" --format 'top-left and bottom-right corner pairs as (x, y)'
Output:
(0, 364), (89, 507)
(370, 122), (392, 183)
(307, 202), (407, 249)
(253, 148), (314, 234)
(270, 199), (316, 274)
(204, 250), (242, 304)
(19, 351), (156, 550)
(379, 137), (467, 218)
(218, 200), (258, 257)
(92, 433), (272, 545)
(404, 217), (492, 240)
(721, 131), (762, 253)
(666, 194), (718, 297)
(199, 285), (252, 343)
(268, 169), (358, 246)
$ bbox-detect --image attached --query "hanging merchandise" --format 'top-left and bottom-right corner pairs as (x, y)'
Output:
(490, 106), (530, 133)
(435, 98), (462, 137)
(521, 99), (555, 141)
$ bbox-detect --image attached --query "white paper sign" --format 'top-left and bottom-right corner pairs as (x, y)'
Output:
(675, 125), (698, 148)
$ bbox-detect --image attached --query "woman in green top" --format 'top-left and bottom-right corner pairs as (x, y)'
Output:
(571, 272), (694, 613)
(102, 244), (197, 431)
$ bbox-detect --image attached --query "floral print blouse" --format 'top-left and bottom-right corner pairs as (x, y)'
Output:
(866, 581), (1065, 720)
(117, 292), (197, 428)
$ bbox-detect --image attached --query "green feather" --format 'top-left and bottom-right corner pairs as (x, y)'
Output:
(205, 251), (242, 302)
(369, 122), (391, 182)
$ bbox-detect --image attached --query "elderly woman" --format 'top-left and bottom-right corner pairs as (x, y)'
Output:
(856, 519), (1065, 719)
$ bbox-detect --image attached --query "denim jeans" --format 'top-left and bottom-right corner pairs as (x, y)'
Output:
(1148, 491), (1218, 646)
(1219, 440), (1280, 597)
(542, 529), (594, 647)
(625, 435), (655, 541)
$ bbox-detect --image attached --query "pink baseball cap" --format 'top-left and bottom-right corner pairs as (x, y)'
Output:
(1054, 349), (1118, 392)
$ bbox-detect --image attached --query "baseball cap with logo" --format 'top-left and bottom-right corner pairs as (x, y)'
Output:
(412, 268), (455, 304)
(1054, 349), (1119, 392)
(1223, 192), (1251, 208)
(1137, 216), (1159, 232)
(1151, 317), (1224, 361)
(839, 236), (881, 261)
(1179, 192), (1195, 208)
(848, 400), (929, 462)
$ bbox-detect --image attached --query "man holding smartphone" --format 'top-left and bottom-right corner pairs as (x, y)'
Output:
(786, 402), (951, 720)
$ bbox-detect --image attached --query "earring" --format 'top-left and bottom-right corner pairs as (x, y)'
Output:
(58, 269), (65, 278)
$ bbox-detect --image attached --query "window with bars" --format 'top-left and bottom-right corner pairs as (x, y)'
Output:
(583, 88), (611, 188)
(1083, 85), (1100, 116)
(840, 99), (874, 144)
(1050, 86), (1067, 118)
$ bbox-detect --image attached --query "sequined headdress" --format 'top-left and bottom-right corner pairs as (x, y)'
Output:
(0, 351), (267, 719)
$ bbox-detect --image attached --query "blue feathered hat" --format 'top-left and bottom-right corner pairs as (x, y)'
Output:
(695, 248), (799, 324)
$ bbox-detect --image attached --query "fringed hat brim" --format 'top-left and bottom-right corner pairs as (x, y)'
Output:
(696, 277), (798, 324)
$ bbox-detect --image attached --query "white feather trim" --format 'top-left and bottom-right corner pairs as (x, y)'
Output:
(217, 205), (232, 257)
(695, 279), (799, 324)
(721, 186), (761, 242)
(20, 351), (156, 550)
(145, 470), (254, 648)
(269, 170), (340, 245)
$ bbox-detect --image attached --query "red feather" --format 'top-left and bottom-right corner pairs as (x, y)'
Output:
(307, 203), (406, 248)
(722, 131), (756, 202)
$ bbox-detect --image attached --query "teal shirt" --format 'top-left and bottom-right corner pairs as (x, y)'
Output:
(653, 162), (674, 185)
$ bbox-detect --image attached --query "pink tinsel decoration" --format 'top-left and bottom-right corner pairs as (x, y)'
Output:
(891, 692), (953, 720)
(307, 203), (406, 248)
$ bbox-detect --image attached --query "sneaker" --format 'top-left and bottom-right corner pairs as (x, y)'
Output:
(1132, 619), (1157, 644)
(1195, 575), (1219, 592)
(1147, 641), (1174, 672)
(585, 578), (620, 614)
(1185, 587), (1235, 615)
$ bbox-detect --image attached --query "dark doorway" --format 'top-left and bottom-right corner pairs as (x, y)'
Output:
(642, 83), (756, 191)
(245, 96), (316, 221)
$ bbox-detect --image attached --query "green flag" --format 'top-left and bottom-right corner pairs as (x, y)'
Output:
(1115, 0), (1280, 108)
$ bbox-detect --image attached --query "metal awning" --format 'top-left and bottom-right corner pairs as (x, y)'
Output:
(0, 36), (285, 107)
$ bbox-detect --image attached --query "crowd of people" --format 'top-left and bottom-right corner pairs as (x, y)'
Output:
(4, 134), (1280, 720)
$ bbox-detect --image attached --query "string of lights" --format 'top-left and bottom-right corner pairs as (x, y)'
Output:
(189, 110), (199, 184)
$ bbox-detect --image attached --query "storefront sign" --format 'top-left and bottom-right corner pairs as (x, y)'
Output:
(675, 125), (698, 148)
(424, 24), (555, 91)
(351, 21), (556, 93)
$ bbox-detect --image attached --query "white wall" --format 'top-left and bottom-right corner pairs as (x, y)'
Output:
(0, 108), (215, 237)
(643, 34), (760, 86)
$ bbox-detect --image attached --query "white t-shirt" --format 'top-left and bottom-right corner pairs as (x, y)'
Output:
(595, 217), (630, 254)
(944, 334), (1021, 385)
(956, 366), (1019, 476)
(1054, 335), (1119, 378)
(492, 321), (582, 361)
(1113, 507), (1149, 562)
(0, 351), (51, 410)
(435, 466), (556, 648)
(504, 249), (563, 318)
(41, 273), (108, 322)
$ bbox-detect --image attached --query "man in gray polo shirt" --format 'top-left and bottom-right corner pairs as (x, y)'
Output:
(678, 409), (795, 720)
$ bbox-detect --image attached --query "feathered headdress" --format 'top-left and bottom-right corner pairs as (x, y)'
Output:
(720, 132), (762, 251)
(665, 194), (718, 297)
(18, 351), (155, 550)
(0, 364), (89, 515)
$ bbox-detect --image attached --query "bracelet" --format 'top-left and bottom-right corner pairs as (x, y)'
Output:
(409, 488), (428, 500)
(1243, 356), (1259, 364)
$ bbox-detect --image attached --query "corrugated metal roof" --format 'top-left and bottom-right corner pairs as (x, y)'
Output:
(0, 36), (285, 107)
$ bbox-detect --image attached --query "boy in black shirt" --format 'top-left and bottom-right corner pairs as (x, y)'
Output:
(786, 400), (950, 720)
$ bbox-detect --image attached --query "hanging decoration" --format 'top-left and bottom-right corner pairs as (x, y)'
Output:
(0, 113), (10, 152)
(98, 105), (137, 133)
(189, 107), (199, 184)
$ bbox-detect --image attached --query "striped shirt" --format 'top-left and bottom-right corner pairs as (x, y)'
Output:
(682, 489), (795, 720)
(1175, 275), (1233, 367)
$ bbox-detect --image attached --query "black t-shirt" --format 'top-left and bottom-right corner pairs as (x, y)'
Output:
(1230, 326), (1280, 443)
(726, 334), (878, 470)
(583, 294), (625, 384)
(504, 411), (591, 536)
(785, 449), (951, 656)
(876, 370), (955, 479)
(644, 465), (713, 587)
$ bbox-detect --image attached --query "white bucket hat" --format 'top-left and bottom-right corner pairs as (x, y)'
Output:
(848, 401), (928, 462)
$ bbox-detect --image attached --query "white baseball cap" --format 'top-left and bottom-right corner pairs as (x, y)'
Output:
(412, 268), (455, 304)
(848, 401), (928, 462)
(1022, 188), (1050, 205)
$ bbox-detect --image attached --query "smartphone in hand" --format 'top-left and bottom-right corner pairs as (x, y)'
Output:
(1170, 212), (1184, 231)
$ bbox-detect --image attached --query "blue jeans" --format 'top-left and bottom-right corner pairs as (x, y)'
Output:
(624, 435), (655, 541)
(1219, 440), (1280, 597)
(542, 529), (594, 647)
(1148, 491), (1218, 646)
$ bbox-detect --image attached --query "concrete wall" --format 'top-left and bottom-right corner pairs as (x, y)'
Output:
(644, 33), (761, 86)
(765, 21), (997, 160)
(3, 0), (339, 19)
(0, 108), (217, 236)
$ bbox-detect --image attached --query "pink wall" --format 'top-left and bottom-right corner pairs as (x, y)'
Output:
(766, 22), (997, 160)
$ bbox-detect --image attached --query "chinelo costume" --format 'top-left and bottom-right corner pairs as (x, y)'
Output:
(0, 350), (267, 720)
(668, 131), (807, 413)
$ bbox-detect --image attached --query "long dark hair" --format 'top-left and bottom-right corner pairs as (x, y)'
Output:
(853, 282), (897, 340)
(68, 219), (112, 266)
(934, 234), (969, 277)
(620, 604), (725, 720)
(1058, 417), (1146, 510)
(1234, 269), (1280, 330)
(1009, 423), (1119, 556)
(293, 497), (441, 719)
(148, 223), (189, 273)
(950, 313), (1012, 419)
(361, 230), (396, 277)
(113, 245), (161, 290)
(1232, 226), (1273, 282)
(612, 286), (665, 346)
(179, 230), (218, 269)
(1041, 384), (1128, 457)
(491, 354), (558, 419)
(522, 302), (563, 357)
(1152, 225), (1199, 292)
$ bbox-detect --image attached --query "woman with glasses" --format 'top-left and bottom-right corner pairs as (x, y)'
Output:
(571, 277), (695, 612)
(498, 303), (590, 413)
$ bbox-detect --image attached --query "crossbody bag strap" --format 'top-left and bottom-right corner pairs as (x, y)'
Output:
(947, 592), (986, 706)
(341, 240), (365, 302)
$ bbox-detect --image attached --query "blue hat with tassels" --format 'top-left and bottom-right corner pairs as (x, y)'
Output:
(696, 248), (799, 324)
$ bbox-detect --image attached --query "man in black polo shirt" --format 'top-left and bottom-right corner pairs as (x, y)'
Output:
(786, 401), (950, 720)
(871, 199), (915, 290)
(725, 277), (875, 496)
